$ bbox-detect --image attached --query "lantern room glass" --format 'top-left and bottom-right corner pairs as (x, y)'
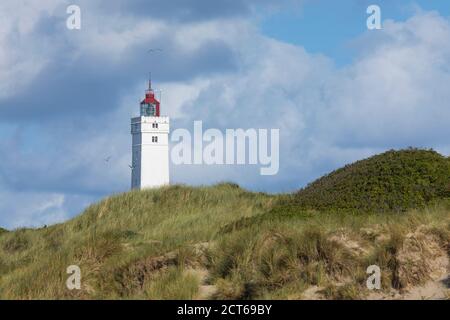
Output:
(141, 103), (156, 116)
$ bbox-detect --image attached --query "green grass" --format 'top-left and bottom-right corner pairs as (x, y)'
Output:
(0, 149), (449, 300)
(1, 187), (447, 300)
(0, 183), (274, 299)
(208, 202), (450, 299)
(144, 266), (200, 300)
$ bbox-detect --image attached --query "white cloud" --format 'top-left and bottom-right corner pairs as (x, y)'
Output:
(169, 11), (450, 190)
(320, 12), (450, 148)
(0, 190), (66, 229)
(0, 0), (64, 99)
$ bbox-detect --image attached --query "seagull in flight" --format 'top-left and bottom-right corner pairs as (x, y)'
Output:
(148, 48), (163, 53)
(128, 164), (135, 170)
(104, 156), (112, 163)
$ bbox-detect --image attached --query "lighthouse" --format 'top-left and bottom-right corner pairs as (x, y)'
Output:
(131, 80), (170, 189)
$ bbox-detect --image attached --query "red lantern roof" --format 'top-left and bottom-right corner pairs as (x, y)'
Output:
(140, 79), (160, 117)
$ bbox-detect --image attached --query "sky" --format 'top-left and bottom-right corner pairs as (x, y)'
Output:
(1, 0), (450, 229)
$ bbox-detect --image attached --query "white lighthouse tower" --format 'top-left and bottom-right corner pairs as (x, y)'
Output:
(131, 80), (170, 189)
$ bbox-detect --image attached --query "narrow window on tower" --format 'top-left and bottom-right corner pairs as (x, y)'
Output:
(152, 136), (158, 143)
(152, 123), (158, 129)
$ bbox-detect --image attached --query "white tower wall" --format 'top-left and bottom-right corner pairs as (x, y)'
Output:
(131, 116), (170, 189)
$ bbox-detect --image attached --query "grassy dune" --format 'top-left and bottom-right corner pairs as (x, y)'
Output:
(0, 184), (274, 299)
(295, 149), (450, 212)
(0, 150), (449, 300)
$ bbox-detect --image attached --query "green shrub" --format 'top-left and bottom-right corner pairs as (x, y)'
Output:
(293, 149), (450, 212)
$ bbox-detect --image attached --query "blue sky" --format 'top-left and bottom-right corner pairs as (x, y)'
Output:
(1, 0), (450, 228)
(261, 0), (450, 65)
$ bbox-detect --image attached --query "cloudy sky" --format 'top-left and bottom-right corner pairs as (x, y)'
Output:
(1, 0), (450, 229)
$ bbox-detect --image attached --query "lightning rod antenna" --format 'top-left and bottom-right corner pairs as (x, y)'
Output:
(148, 72), (152, 91)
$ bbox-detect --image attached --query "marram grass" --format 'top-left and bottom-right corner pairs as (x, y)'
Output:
(0, 149), (449, 300)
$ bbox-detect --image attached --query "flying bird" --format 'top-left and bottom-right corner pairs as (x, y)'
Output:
(147, 48), (163, 53)
(128, 164), (135, 169)
(104, 156), (112, 163)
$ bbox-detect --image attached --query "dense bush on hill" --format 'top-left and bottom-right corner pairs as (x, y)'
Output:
(294, 149), (450, 212)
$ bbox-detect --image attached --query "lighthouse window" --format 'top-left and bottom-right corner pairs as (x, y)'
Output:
(152, 123), (158, 129)
(152, 136), (158, 143)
